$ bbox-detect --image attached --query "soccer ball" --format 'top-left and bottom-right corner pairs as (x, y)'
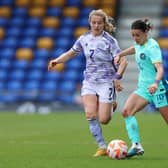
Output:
(107, 139), (128, 159)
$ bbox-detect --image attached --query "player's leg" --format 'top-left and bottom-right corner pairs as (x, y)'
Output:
(122, 93), (148, 157)
(98, 82), (117, 123)
(90, 102), (113, 157)
(91, 83), (116, 156)
(159, 106), (168, 124)
(82, 94), (107, 156)
(154, 91), (168, 124)
(98, 102), (112, 124)
(81, 81), (107, 156)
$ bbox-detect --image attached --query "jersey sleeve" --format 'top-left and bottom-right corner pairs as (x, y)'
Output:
(71, 36), (83, 53)
(149, 44), (162, 63)
(110, 38), (121, 58)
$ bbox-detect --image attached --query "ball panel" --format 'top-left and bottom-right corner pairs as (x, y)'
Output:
(107, 139), (128, 159)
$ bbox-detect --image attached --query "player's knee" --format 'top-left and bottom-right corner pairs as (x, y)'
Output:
(122, 109), (130, 118)
(99, 116), (111, 125)
(85, 112), (96, 120)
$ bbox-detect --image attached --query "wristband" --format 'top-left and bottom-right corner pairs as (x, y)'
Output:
(155, 80), (160, 85)
(114, 74), (122, 80)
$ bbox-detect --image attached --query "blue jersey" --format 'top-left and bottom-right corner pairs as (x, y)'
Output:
(72, 31), (121, 84)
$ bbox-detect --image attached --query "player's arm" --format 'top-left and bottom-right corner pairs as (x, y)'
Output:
(116, 57), (127, 77)
(114, 46), (135, 65)
(114, 57), (128, 92)
(48, 49), (77, 71)
(154, 62), (164, 82)
(148, 62), (164, 94)
(118, 46), (135, 57)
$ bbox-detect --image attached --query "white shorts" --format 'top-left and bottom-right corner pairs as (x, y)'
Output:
(81, 80), (116, 103)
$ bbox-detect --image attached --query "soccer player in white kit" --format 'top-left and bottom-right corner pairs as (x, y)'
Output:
(48, 9), (127, 157)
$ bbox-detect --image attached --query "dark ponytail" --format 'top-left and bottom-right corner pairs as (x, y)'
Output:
(131, 18), (153, 32)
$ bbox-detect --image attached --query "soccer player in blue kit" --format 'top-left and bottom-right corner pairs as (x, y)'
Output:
(48, 9), (127, 157)
(115, 18), (168, 158)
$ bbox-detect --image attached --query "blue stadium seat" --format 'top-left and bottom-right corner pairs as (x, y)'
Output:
(38, 93), (56, 102)
(55, 37), (71, 49)
(0, 94), (19, 103)
(9, 70), (25, 81)
(19, 37), (36, 48)
(58, 27), (73, 37)
(77, 17), (89, 26)
(63, 70), (79, 81)
(2, 37), (18, 48)
(47, 7), (62, 17)
(26, 17), (41, 27)
(6, 27), (21, 37)
(0, 82), (5, 90)
(44, 71), (61, 81)
(61, 17), (76, 27)
(51, 48), (67, 58)
(13, 7), (27, 17)
(59, 94), (75, 104)
(31, 59), (46, 70)
(58, 80), (76, 93)
(34, 49), (50, 59)
(21, 81), (40, 100)
(24, 81), (40, 90)
(40, 28), (56, 37)
(41, 81), (58, 91)
(38, 80), (58, 102)
(66, 56), (85, 69)
(7, 80), (22, 91)
(66, 0), (81, 6)
(0, 59), (11, 70)
(0, 70), (8, 81)
(161, 49), (168, 58)
(0, 17), (8, 27)
(159, 28), (168, 37)
(10, 17), (25, 27)
(0, 0), (13, 6)
(13, 60), (29, 69)
(27, 70), (43, 81)
(80, 7), (94, 17)
(23, 27), (39, 37)
(0, 48), (15, 59)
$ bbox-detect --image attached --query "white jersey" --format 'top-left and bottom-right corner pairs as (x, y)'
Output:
(72, 31), (121, 84)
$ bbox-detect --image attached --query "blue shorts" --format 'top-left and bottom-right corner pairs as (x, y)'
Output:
(134, 84), (168, 108)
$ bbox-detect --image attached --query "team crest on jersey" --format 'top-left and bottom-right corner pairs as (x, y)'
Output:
(140, 53), (146, 60)
(85, 43), (88, 46)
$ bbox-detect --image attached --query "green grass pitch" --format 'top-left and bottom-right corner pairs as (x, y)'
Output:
(0, 111), (168, 168)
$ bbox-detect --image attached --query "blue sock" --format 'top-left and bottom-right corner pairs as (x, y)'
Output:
(125, 116), (140, 144)
(88, 119), (106, 149)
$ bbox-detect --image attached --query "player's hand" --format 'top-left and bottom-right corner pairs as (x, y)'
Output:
(114, 79), (123, 92)
(148, 83), (158, 94)
(48, 60), (57, 71)
(114, 55), (121, 65)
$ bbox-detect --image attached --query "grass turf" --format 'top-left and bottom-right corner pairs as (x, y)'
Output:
(0, 111), (167, 168)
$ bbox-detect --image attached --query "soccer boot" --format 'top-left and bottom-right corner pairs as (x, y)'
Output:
(93, 148), (107, 157)
(127, 143), (144, 158)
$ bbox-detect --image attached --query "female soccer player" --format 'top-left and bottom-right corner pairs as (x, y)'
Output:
(48, 9), (127, 157)
(115, 18), (168, 158)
